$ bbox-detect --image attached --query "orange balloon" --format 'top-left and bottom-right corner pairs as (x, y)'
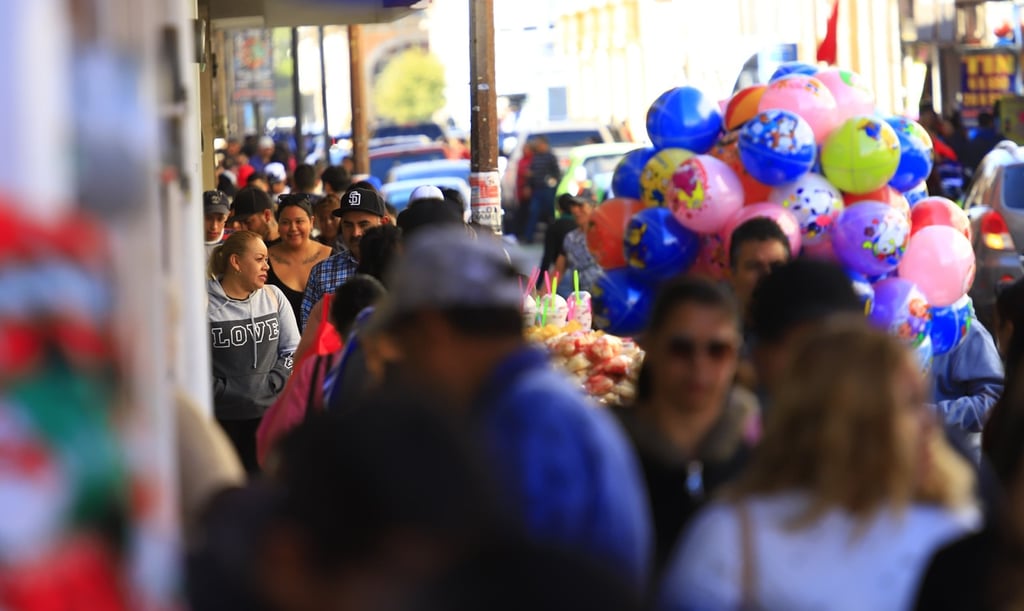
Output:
(586, 197), (646, 269)
(724, 85), (767, 132)
(709, 133), (772, 204)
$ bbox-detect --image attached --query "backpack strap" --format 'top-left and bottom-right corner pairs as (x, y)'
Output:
(303, 352), (336, 421)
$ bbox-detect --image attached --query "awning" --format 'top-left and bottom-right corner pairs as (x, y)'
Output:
(209, 0), (429, 27)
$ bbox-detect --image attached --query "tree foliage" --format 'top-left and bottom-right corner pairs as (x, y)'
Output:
(373, 48), (446, 124)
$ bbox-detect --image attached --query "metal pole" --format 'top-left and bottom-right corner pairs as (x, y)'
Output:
(291, 27), (306, 162)
(319, 25), (331, 163)
(469, 0), (502, 234)
(349, 24), (369, 175)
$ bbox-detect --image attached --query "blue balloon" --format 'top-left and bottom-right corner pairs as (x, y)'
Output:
(769, 62), (820, 82)
(846, 270), (875, 316)
(868, 278), (933, 347)
(904, 181), (929, 206)
(929, 305), (962, 356)
(593, 268), (655, 337)
(611, 147), (657, 200)
(624, 207), (701, 280)
(646, 87), (723, 154)
(738, 110), (817, 186)
(885, 117), (934, 192)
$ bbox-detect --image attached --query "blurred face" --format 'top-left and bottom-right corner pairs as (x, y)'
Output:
(250, 178), (269, 193)
(317, 201), (341, 242)
(279, 206), (313, 247)
(341, 210), (384, 259)
(271, 181), (287, 195)
(230, 239), (270, 292)
(570, 203), (593, 228)
(394, 314), (470, 405)
(730, 239), (790, 312)
(204, 212), (227, 242)
(243, 211), (271, 240)
(646, 303), (740, 414)
(892, 355), (933, 482)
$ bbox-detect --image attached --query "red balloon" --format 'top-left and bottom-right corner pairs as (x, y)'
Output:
(910, 196), (971, 241)
(845, 185), (908, 219)
(586, 197), (646, 269)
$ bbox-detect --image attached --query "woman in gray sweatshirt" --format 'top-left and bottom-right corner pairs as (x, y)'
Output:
(207, 230), (300, 473)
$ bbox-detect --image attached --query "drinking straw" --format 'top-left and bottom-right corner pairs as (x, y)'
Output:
(541, 295), (549, 326)
(544, 270), (552, 296)
(552, 273), (559, 299)
(574, 269), (580, 306)
(525, 267), (540, 299)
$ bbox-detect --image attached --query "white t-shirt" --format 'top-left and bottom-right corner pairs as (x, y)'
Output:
(658, 492), (978, 611)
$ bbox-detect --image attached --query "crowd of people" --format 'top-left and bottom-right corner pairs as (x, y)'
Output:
(188, 137), (1024, 611)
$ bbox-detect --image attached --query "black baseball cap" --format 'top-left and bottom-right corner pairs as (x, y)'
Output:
(204, 190), (230, 215)
(334, 184), (387, 218)
(232, 186), (274, 218)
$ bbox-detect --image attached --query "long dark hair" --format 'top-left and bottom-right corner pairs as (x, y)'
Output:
(634, 276), (739, 403)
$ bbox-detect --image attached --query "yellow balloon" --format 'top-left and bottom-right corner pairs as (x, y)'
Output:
(640, 148), (693, 207)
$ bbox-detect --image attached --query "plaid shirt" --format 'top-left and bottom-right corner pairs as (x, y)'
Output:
(301, 250), (359, 328)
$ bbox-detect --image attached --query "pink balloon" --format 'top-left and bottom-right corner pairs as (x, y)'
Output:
(898, 225), (976, 307)
(721, 202), (803, 258)
(815, 68), (876, 123)
(757, 75), (839, 144)
(667, 155), (746, 234)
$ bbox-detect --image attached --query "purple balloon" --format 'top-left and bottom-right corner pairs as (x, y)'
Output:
(868, 278), (933, 347)
(831, 201), (910, 276)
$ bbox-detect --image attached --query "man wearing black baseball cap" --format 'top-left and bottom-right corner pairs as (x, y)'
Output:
(231, 186), (280, 245)
(203, 190), (230, 262)
(299, 182), (391, 327)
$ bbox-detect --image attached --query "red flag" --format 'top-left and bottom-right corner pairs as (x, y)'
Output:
(817, 0), (839, 65)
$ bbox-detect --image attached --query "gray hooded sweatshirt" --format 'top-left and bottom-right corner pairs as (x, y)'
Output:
(207, 279), (300, 420)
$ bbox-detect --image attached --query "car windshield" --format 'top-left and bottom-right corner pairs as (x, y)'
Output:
(529, 130), (603, 149)
(1003, 164), (1024, 209)
(370, 150), (447, 182)
(582, 154), (626, 177)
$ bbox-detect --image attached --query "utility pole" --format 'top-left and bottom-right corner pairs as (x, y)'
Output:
(469, 0), (502, 234)
(349, 24), (369, 175)
(291, 27), (306, 162)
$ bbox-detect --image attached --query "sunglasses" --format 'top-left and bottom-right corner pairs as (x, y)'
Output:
(665, 336), (738, 362)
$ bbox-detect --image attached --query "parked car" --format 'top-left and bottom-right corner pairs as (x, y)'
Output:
(381, 176), (471, 219)
(387, 159), (470, 184)
(500, 123), (617, 208)
(371, 122), (448, 142)
(556, 142), (641, 204)
(960, 142), (1024, 329)
(368, 143), (449, 184)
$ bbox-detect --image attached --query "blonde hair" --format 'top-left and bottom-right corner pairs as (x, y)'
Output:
(732, 318), (973, 525)
(207, 230), (263, 279)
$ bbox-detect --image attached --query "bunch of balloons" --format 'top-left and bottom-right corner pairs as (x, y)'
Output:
(591, 62), (976, 366)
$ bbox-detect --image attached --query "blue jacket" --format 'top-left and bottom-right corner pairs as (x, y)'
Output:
(932, 320), (1003, 434)
(473, 346), (653, 591)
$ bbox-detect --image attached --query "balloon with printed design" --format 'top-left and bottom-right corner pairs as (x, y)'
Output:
(769, 173), (845, 249)
(832, 201), (911, 276)
(821, 116), (901, 194)
(724, 85), (767, 132)
(689, 233), (729, 280)
(847, 270), (876, 316)
(737, 110), (817, 186)
(868, 277), (933, 348)
(757, 75), (840, 144)
(904, 181), (929, 206)
(709, 133), (772, 203)
(640, 148), (693, 207)
(885, 117), (934, 193)
(770, 61), (820, 82)
(624, 207), (701, 280)
(929, 305), (964, 356)
(646, 86), (723, 154)
(611, 147), (657, 200)
(666, 155), (745, 233)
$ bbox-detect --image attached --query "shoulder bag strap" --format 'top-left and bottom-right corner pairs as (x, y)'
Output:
(303, 355), (325, 422)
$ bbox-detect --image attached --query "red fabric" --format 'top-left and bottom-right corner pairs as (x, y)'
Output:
(314, 293), (344, 356)
(236, 163), (255, 188)
(817, 0), (839, 65)
(257, 354), (333, 466)
(516, 152), (534, 203)
(932, 137), (958, 162)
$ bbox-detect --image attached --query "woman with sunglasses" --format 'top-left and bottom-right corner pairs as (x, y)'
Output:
(267, 194), (332, 323)
(658, 320), (978, 611)
(614, 277), (758, 577)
